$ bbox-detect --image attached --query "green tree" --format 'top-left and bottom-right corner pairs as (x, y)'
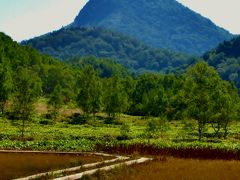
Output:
(0, 56), (13, 114)
(13, 68), (42, 138)
(77, 65), (102, 119)
(184, 61), (221, 141)
(131, 74), (161, 116)
(104, 76), (129, 118)
(145, 118), (169, 143)
(48, 84), (64, 120)
(43, 66), (76, 101)
(211, 81), (239, 138)
(120, 123), (130, 140)
(131, 73), (170, 118)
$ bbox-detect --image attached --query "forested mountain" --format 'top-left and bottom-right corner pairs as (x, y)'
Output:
(0, 32), (77, 98)
(203, 36), (240, 91)
(71, 0), (232, 54)
(67, 56), (130, 78)
(1, 32), (130, 98)
(22, 27), (193, 73)
(0, 32), (133, 115)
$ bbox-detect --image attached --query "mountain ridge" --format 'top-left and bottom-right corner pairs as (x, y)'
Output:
(203, 36), (240, 91)
(22, 27), (193, 73)
(71, 0), (233, 54)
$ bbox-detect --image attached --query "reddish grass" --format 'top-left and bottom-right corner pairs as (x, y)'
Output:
(101, 144), (240, 160)
(0, 152), (110, 179)
(86, 157), (240, 180)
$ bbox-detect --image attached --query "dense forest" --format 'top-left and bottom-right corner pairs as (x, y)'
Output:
(22, 27), (193, 73)
(1, 32), (239, 141)
(203, 36), (240, 91)
(23, 27), (240, 92)
(72, 0), (232, 54)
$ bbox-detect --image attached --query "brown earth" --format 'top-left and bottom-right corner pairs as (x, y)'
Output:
(0, 152), (110, 179)
(101, 144), (240, 160)
(86, 157), (240, 180)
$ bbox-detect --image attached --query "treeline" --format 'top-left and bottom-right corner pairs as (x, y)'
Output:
(203, 36), (240, 92)
(73, 61), (239, 141)
(22, 27), (193, 73)
(22, 28), (240, 93)
(0, 32), (239, 141)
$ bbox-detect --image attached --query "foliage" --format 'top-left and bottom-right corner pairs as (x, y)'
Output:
(130, 73), (181, 118)
(119, 123), (130, 140)
(48, 84), (64, 120)
(77, 65), (102, 118)
(210, 81), (239, 138)
(0, 32), (76, 98)
(145, 118), (169, 139)
(0, 32), (239, 144)
(13, 68), (42, 138)
(103, 76), (129, 118)
(0, 117), (240, 152)
(183, 61), (239, 140)
(68, 56), (129, 78)
(203, 36), (240, 92)
(184, 62), (221, 140)
(22, 27), (193, 73)
(0, 55), (13, 114)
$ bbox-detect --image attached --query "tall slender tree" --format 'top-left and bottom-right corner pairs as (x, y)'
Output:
(184, 61), (221, 141)
(0, 55), (13, 115)
(77, 65), (102, 119)
(48, 84), (64, 120)
(13, 67), (42, 138)
(211, 81), (239, 138)
(103, 76), (129, 118)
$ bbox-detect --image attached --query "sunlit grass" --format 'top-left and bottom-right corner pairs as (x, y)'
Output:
(0, 102), (239, 152)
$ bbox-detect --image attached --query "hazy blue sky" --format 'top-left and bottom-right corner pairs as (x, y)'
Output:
(0, 0), (239, 42)
(177, 0), (240, 34)
(0, 0), (88, 41)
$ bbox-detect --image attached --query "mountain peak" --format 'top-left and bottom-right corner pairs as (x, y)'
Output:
(71, 0), (232, 55)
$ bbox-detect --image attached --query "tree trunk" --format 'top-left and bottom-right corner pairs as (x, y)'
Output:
(21, 119), (25, 140)
(93, 112), (96, 121)
(211, 122), (221, 138)
(198, 121), (203, 141)
(0, 102), (4, 115)
(223, 121), (228, 139)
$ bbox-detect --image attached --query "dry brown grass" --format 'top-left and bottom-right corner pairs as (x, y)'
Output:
(0, 152), (109, 179)
(59, 108), (81, 118)
(86, 157), (240, 180)
(34, 101), (48, 114)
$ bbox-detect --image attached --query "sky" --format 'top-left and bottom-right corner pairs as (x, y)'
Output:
(0, 0), (239, 42)
(0, 0), (88, 42)
(177, 0), (240, 34)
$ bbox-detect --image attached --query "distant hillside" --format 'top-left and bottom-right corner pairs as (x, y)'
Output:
(0, 32), (63, 71)
(22, 27), (193, 73)
(1, 32), (131, 99)
(71, 0), (233, 54)
(203, 36), (240, 91)
(0, 32), (78, 97)
(67, 56), (130, 78)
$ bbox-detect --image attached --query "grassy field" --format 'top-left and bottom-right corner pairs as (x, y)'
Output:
(0, 100), (239, 152)
(84, 157), (240, 180)
(0, 109), (240, 152)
